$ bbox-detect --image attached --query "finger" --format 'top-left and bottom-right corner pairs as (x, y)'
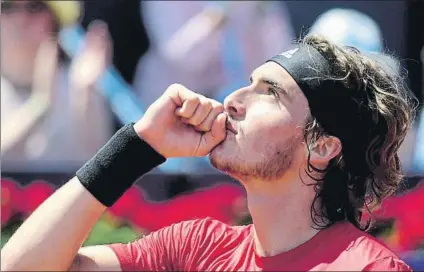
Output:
(175, 96), (200, 119)
(186, 99), (213, 126)
(197, 113), (227, 156)
(85, 20), (112, 62)
(86, 20), (109, 45)
(209, 113), (227, 142)
(166, 83), (200, 107)
(196, 101), (224, 131)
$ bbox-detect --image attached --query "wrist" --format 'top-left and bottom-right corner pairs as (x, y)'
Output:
(133, 119), (167, 158)
(76, 123), (166, 206)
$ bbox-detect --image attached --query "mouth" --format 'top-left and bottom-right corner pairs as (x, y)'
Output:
(226, 120), (238, 134)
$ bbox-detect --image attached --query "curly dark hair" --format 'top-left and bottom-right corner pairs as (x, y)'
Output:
(300, 34), (418, 231)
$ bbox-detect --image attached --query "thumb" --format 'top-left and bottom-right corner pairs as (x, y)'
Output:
(197, 113), (227, 156)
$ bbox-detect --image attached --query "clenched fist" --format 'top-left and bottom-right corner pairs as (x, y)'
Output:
(134, 84), (227, 158)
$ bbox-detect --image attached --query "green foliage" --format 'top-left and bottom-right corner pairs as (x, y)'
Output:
(83, 218), (139, 246)
(1, 221), (21, 248)
(1, 217), (140, 249)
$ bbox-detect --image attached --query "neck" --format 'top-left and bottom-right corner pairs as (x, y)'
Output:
(243, 176), (320, 257)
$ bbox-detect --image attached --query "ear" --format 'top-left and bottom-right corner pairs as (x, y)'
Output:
(308, 136), (342, 168)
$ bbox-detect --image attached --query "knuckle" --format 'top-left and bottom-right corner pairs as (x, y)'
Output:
(200, 101), (213, 112)
(191, 120), (202, 126)
(166, 83), (189, 96)
(188, 116), (200, 125)
(200, 119), (213, 130)
(213, 103), (224, 113)
(202, 122), (212, 131)
(204, 100), (213, 108)
(179, 110), (191, 118)
(168, 83), (184, 90)
(197, 125), (208, 132)
(190, 96), (201, 104)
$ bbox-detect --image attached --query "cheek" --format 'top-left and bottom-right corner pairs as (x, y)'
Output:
(27, 15), (54, 40)
(244, 102), (293, 136)
(34, 22), (54, 38)
(241, 103), (294, 151)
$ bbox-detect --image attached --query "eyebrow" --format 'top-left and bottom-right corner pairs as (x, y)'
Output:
(249, 75), (288, 96)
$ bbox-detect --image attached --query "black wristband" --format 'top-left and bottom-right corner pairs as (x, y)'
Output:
(76, 123), (166, 206)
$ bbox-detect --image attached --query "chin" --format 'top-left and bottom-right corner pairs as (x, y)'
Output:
(209, 138), (238, 174)
(209, 134), (300, 182)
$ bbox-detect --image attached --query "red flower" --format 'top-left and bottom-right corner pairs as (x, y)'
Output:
(366, 179), (424, 251)
(129, 183), (246, 233)
(109, 186), (142, 220)
(22, 180), (55, 216)
(1, 179), (23, 225)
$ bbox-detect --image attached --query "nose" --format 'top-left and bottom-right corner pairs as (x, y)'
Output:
(223, 88), (247, 119)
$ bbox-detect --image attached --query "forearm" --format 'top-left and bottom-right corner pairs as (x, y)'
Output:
(1, 98), (50, 153)
(1, 124), (166, 271)
(1, 178), (106, 271)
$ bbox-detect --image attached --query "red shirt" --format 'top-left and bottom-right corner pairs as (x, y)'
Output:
(109, 218), (411, 271)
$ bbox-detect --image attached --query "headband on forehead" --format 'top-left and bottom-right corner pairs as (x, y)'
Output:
(267, 45), (332, 91)
(267, 45), (379, 175)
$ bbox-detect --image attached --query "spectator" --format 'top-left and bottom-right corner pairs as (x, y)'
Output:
(134, 1), (295, 107)
(80, 0), (151, 133)
(81, 0), (150, 85)
(1, 1), (113, 173)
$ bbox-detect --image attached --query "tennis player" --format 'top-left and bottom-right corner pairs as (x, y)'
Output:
(1, 34), (417, 271)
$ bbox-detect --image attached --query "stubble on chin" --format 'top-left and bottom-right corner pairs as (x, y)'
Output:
(209, 136), (301, 182)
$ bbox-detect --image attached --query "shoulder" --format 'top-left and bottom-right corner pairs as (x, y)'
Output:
(174, 217), (250, 240)
(108, 218), (250, 271)
(126, 217), (249, 247)
(323, 222), (409, 271)
(363, 256), (412, 271)
(353, 231), (400, 259)
(347, 227), (410, 271)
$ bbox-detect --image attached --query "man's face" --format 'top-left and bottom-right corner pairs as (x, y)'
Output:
(1, 1), (55, 82)
(210, 62), (311, 182)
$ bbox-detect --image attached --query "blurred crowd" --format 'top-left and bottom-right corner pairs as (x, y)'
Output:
(1, 0), (423, 268)
(1, 0), (112, 173)
(1, 0), (422, 175)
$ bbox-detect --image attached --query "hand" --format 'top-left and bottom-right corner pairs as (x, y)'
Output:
(69, 21), (112, 91)
(134, 84), (227, 158)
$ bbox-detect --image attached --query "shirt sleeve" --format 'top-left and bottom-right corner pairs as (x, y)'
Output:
(108, 219), (201, 271)
(363, 256), (413, 271)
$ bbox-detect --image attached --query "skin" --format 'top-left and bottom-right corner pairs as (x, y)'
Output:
(0, 0), (55, 87)
(1, 60), (342, 271)
(1, 1), (111, 156)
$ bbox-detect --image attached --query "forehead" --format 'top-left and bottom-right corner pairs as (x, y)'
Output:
(252, 62), (302, 94)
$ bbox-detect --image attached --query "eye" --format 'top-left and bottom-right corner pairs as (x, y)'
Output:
(268, 87), (279, 97)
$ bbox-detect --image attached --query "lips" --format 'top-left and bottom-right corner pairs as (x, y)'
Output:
(226, 120), (238, 134)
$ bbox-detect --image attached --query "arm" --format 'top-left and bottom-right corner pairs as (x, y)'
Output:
(1, 178), (109, 271)
(1, 122), (165, 271)
(1, 97), (51, 153)
(68, 22), (113, 154)
(1, 39), (57, 153)
(1, 83), (226, 271)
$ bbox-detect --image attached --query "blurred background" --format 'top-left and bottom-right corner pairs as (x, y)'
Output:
(1, 0), (423, 269)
